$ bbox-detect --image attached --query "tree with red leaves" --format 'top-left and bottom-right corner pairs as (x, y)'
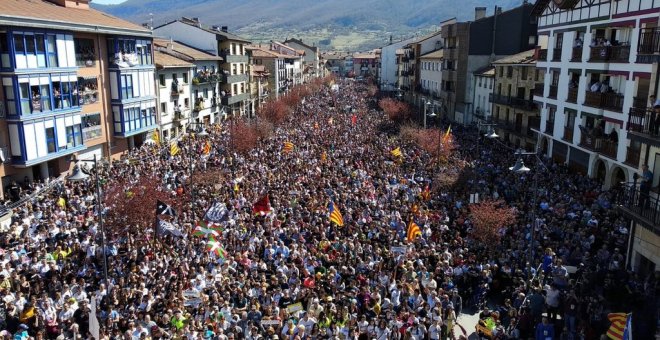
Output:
(379, 98), (411, 123)
(469, 199), (517, 244)
(259, 99), (291, 125)
(229, 119), (259, 154)
(103, 174), (180, 232)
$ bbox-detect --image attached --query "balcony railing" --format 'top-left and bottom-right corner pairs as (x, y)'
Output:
(627, 107), (659, 138)
(625, 147), (641, 167)
(583, 91), (624, 112)
(616, 184), (660, 234)
(579, 134), (618, 158)
(589, 45), (630, 62)
(548, 85), (558, 98)
(637, 27), (660, 54)
(82, 125), (102, 141)
(567, 87), (578, 103)
(563, 126), (574, 142)
(545, 120), (554, 135)
(490, 93), (509, 105)
(538, 49), (548, 61)
(571, 47), (583, 61)
(79, 90), (98, 105)
(552, 48), (562, 61)
(534, 83), (544, 97)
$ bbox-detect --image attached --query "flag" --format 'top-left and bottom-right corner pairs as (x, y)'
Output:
(328, 201), (344, 227)
(321, 151), (327, 162)
(157, 219), (183, 237)
(202, 141), (211, 155)
(283, 141), (294, 153)
(57, 197), (66, 208)
(89, 297), (100, 340)
(152, 130), (160, 145)
(443, 125), (452, 142)
(351, 114), (357, 125)
(421, 184), (431, 201)
(193, 221), (222, 238)
(170, 141), (180, 156)
(156, 200), (176, 216)
(411, 204), (420, 216)
(206, 236), (226, 259)
(391, 147), (402, 158)
(406, 219), (422, 242)
(253, 194), (272, 216)
(204, 202), (229, 223)
(607, 313), (632, 340)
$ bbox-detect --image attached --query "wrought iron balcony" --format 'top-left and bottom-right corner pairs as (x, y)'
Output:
(589, 45), (630, 63)
(627, 107), (659, 139)
(548, 85), (558, 99)
(579, 133), (618, 159)
(563, 126), (574, 142)
(567, 87), (578, 103)
(616, 183), (660, 234)
(583, 91), (624, 112)
(545, 120), (554, 135)
(624, 147), (641, 167)
(637, 27), (660, 55)
(571, 47), (582, 61)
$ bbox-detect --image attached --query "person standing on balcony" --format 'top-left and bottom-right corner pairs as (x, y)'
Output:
(640, 164), (653, 208)
(649, 94), (660, 108)
(651, 105), (660, 136)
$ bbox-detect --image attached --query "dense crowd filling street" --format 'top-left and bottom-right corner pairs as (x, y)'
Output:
(0, 79), (656, 340)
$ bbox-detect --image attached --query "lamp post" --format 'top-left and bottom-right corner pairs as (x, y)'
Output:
(508, 149), (547, 279)
(423, 98), (432, 129)
(187, 123), (209, 207)
(68, 155), (108, 286)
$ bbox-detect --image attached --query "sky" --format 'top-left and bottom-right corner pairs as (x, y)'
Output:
(93, 0), (127, 4)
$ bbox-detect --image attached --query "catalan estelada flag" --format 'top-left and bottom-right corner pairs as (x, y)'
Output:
(606, 313), (631, 340)
(411, 204), (420, 216)
(406, 219), (422, 242)
(202, 141), (211, 155)
(206, 236), (226, 259)
(391, 147), (402, 158)
(170, 141), (180, 156)
(328, 201), (344, 227)
(282, 141), (294, 153)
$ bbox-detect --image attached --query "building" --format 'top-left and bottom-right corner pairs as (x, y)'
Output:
(284, 38), (321, 81)
(352, 49), (381, 79)
(154, 49), (194, 141)
(154, 18), (251, 116)
(472, 66), (495, 121)
(418, 49), (444, 112)
(379, 36), (422, 95)
(269, 41), (305, 87)
(530, 0), (659, 277)
(397, 31), (444, 109)
(248, 63), (269, 116)
(490, 49), (542, 150)
(441, 4), (538, 124)
(0, 0), (155, 194)
(322, 52), (350, 76)
(153, 39), (225, 127)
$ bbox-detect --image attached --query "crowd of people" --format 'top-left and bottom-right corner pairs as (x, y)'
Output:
(0, 79), (656, 340)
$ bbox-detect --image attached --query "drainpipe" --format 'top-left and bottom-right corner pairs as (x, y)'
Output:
(491, 6), (498, 62)
(96, 30), (113, 161)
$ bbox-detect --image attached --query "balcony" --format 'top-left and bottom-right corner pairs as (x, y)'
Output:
(510, 97), (537, 111)
(588, 45), (630, 63)
(82, 125), (102, 141)
(571, 47), (582, 61)
(638, 27), (660, 54)
(538, 49), (547, 61)
(548, 85), (558, 99)
(563, 126), (574, 142)
(552, 48), (562, 61)
(171, 83), (184, 96)
(79, 89), (99, 105)
(534, 83), (544, 97)
(583, 91), (624, 112)
(222, 73), (249, 84)
(221, 53), (249, 64)
(567, 87), (578, 103)
(490, 93), (509, 105)
(627, 107), (659, 140)
(617, 184), (660, 233)
(545, 120), (554, 135)
(192, 71), (220, 85)
(579, 134), (618, 159)
(625, 147), (641, 167)
(221, 92), (249, 106)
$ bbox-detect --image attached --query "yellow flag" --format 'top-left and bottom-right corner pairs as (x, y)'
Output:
(152, 130), (160, 145)
(57, 197), (66, 208)
(170, 141), (180, 156)
(391, 147), (402, 158)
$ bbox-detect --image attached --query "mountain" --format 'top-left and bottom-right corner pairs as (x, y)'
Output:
(93, 0), (523, 51)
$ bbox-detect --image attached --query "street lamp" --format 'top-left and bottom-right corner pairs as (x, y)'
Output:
(68, 155), (108, 286)
(423, 98), (432, 128)
(187, 123), (210, 207)
(508, 149), (547, 279)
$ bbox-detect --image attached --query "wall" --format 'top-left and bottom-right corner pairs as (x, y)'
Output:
(154, 22), (217, 55)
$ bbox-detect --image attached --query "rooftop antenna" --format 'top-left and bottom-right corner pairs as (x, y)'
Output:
(149, 13), (153, 30)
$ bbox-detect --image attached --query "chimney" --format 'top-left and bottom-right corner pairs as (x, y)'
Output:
(47, 0), (90, 9)
(212, 25), (221, 31)
(192, 17), (200, 23)
(475, 7), (487, 20)
(495, 6), (502, 15)
(221, 26), (228, 33)
(167, 38), (174, 51)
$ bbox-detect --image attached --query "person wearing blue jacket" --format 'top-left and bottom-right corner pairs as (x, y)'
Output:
(535, 316), (555, 340)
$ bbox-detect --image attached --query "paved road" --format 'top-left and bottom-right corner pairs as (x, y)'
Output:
(456, 308), (482, 340)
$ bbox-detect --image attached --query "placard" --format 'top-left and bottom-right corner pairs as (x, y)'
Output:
(286, 302), (304, 314)
(261, 319), (281, 326)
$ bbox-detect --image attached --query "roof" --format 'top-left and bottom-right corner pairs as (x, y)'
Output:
(492, 49), (536, 65)
(154, 50), (194, 68)
(247, 46), (287, 59)
(156, 18), (250, 43)
(416, 30), (443, 43)
(531, 0), (551, 17)
(153, 38), (223, 61)
(283, 38), (319, 53)
(271, 41), (305, 56)
(353, 53), (378, 59)
(473, 66), (495, 77)
(419, 49), (444, 59)
(0, 0), (150, 36)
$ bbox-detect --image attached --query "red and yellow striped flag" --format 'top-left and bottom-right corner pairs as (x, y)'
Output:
(406, 219), (421, 242)
(282, 141), (295, 153)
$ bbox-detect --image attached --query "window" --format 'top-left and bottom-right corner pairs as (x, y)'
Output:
(0, 33), (9, 68)
(107, 38), (152, 66)
(78, 77), (99, 105)
(507, 66), (513, 78)
(66, 125), (82, 148)
(47, 35), (57, 67)
(489, 79), (493, 89)
(231, 43), (236, 55)
(183, 72), (188, 84)
(19, 82), (31, 114)
(478, 77), (482, 87)
(233, 84), (238, 95)
(45, 127), (56, 153)
(203, 88), (208, 99)
(121, 75), (133, 99)
(565, 109), (576, 128)
(13, 35), (24, 53)
(159, 74), (165, 87)
(521, 67), (528, 80)
(74, 38), (95, 67)
(161, 102), (167, 115)
(184, 98), (189, 108)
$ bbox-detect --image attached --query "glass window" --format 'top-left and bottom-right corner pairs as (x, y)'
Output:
(74, 38), (95, 67)
(25, 35), (35, 54)
(13, 35), (24, 54)
(19, 82), (31, 114)
(46, 127), (56, 153)
(35, 35), (46, 68)
(0, 33), (9, 68)
(47, 35), (57, 67)
(66, 125), (83, 147)
(183, 72), (188, 84)
(159, 74), (165, 87)
(121, 75), (133, 99)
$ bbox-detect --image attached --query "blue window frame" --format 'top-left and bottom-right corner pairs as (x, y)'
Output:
(12, 32), (53, 69)
(108, 38), (153, 66)
(121, 75), (133, 99)
(45, 127), (56, 153)
(0, 33), (9, 68)
(66, 125), (83, 148)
